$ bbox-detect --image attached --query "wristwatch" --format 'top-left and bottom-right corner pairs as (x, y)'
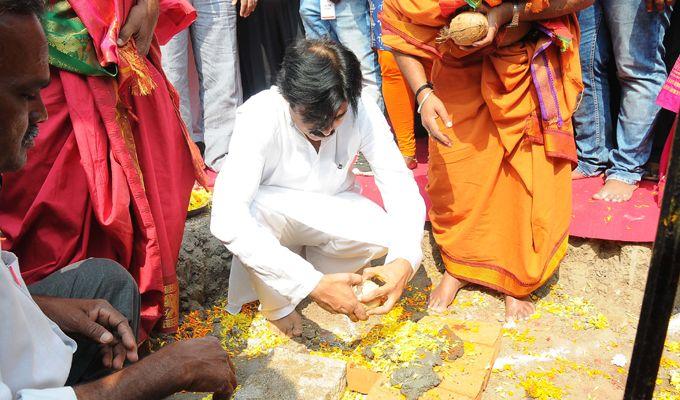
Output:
(508, 1), (520, 28)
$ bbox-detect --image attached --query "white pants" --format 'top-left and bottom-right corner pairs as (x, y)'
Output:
(160, 0), (243, 171)
(226, 188), (390, 320)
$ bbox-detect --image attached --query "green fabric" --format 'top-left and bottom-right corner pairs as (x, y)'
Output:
(41, 0), (116, 76)
(465, 0), (482, 9)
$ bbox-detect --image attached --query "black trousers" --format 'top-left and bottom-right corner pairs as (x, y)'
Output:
(237, 0), (304, 101)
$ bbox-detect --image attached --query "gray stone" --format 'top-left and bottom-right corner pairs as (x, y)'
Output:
(176, 213), (232, 313)
(234, 348), (347, 400)
(165, 394), (208, 400)
(363, 345), (375, 360)
(390, 364), (441, 400)
(414, 349), (443, 367)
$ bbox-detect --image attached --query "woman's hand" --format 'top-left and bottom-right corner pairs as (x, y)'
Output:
(419, 90), (452, 147)
(460, 4), (513, 51)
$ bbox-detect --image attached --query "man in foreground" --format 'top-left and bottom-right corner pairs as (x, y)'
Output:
(211, 39), (426, 337)
(0, 2), (236, 399)
(0, 0), (206, 338)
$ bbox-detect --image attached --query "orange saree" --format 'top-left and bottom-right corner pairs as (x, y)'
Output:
(381, 0), (583, 297)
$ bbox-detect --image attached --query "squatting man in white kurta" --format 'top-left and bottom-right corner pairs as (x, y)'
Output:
(211, 38), (426, 337)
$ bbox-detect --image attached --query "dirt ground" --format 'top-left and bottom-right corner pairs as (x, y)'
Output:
(169, 212), (680, 399)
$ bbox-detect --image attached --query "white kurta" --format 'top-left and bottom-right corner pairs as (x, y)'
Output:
(0, 251), (77, 400)
(211, 87), (425, 318)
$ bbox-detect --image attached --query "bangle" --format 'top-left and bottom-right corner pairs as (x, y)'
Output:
(417, 90), (434, 114)
(508, 1), (520, 28)
(414, 82), (433, 101)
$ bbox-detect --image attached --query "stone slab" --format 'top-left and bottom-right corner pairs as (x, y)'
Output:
(234, 348), (347, 400)
(299, 300), (383, 344)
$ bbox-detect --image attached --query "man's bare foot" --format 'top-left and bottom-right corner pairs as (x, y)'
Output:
(268, 310), (303, 338)
(571, 169), (590, 180)
(592, 179), (638, 203)
(504, 296), (535, 321)
(428, 272), (468, 313)
(404, 155), (417, 170)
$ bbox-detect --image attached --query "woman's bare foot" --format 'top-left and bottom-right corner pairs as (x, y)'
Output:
(592, 179), (638, 203)
(504, 296), (535, 321)
(428, 272), (468, 313)
(268, 310), (303, 338)
(403, 155), (418, 170)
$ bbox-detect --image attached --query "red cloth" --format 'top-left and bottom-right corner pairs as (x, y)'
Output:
(0, 0), (201, 338)
(656, 56), (680, 205)
(157, 0), (197, 45)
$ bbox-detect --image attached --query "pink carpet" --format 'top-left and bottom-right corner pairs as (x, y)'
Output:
(355, 139), (661, 243)
(569, 177), (660, 242)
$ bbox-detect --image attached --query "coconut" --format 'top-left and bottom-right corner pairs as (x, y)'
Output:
(437, 11), (489, 46)
(354, 280), (384, 310)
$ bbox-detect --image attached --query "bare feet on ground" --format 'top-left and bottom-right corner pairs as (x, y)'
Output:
(504, 295), (535, 321)
(268, 310), (303, 338)
(404, 155), (418, 170)
(571, 169), (591, 180)
(592, 179), (638, 202)
(428, 271), (468, 313)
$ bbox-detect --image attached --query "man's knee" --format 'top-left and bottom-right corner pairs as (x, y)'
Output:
(76, 259), (140, 324)
(78, 258), (138, 294)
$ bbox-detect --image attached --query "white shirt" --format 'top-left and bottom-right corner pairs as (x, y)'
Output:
(211, 87), (425, 305)
(0, 251), (77, 400)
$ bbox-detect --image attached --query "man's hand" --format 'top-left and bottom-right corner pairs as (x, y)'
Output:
(34, 296), (138, 370)
(118, 0), (160, 56)
(646, 0), (675, 11)
(73, 336), (237, 400)
(164, 337), (237, 399)
(309, 273), (368, 322)
(232, 0), (258, 18)
(360, 259), (412, 315)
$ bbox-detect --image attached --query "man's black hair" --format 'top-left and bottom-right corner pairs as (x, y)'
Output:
(0, 0), (44, 16)
(276, 38), (363, 130)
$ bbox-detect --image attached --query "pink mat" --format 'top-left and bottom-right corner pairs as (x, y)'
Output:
(355, 140), (661, 243)
(569, 177), (660, 242)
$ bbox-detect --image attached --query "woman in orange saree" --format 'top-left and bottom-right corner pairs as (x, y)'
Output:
(381, 0), (589, 319)
(0, 0), (205, 338)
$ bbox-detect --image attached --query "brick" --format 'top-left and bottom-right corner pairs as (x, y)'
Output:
(346, 364), (383, 394)
(415, 316), (502, 400)
(234, 348), (347, 400)
(419, 316), (501, 347)
(437, 342), (500, 399)
(366, 377), (402, 400)
(422, 387), (471, 400)
(439, 327), (464, 361)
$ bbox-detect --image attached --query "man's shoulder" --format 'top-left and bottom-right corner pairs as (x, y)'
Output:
(239, 86), (286, 115)
(356, 94), (382, 117)
(353, 94), (386, 129)
(234, 87), (287, 139)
